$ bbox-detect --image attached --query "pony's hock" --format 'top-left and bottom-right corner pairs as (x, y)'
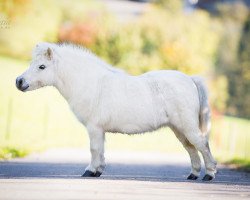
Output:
(16, 42), (217, 181)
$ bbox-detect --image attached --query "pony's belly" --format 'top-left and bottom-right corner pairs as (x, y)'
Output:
(106, 122), (168, 134)
(104, 113), (169, 134)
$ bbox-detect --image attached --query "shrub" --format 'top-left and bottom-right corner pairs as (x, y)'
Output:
(214, 1), (250, 118)
(91, 7), (219, 76)
(0, 0), (62, 59)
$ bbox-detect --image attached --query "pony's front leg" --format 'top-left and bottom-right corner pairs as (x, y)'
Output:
(82, 125), (106, 177)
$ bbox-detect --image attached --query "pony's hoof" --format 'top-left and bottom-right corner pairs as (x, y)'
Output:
(187, 173), (198, 180)
(82, 170), (102, 177)
(95, 171), (102, 177)
(82, 170), (95, 177)
(202, 174), (214, 181)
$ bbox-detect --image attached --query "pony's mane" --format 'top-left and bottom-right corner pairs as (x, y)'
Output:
(55, 43), (125, 74)
(57, 42), (93, 57)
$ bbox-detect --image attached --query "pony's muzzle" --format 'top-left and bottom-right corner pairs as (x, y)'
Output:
(16, 77), (29, 92)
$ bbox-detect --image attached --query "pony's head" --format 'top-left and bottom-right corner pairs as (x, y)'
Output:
(16, 42), (57, 92)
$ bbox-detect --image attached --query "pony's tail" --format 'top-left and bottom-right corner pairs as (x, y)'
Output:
(191, 76), (211, 138)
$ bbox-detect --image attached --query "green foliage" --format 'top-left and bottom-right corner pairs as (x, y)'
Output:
(153, 0), (183, 12)
(0, 0), (103, 59)
(209, 75), (228, 113)
(0, 147), (28, 159)
(214, 1), (250, 118)
(91, 7), (219, 76)
(215, 1), (248, 22)
(226, 158), (250, 171)
(231, 13), (250, 119)
(0, 0), (31, 20)
(0, 0), (62, 59)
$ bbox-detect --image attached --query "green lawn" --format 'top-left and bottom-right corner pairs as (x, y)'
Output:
(0, 56), (250, 170)
(210, 115), (250, 169)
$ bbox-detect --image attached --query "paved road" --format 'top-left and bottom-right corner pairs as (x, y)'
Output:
(0, 148), (250, 200)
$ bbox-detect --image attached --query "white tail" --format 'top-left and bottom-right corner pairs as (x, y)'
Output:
(191, 76), (211, 137)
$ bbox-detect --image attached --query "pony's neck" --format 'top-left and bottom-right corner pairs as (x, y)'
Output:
(53, 49), (112, 102)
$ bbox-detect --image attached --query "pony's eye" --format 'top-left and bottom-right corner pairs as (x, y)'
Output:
(39, 65), (46, 70)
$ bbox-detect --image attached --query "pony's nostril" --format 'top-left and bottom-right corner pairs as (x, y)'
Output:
(16, 77), (29, 91)
(19, 78), (23, 85)
(16, 77), (24, 88)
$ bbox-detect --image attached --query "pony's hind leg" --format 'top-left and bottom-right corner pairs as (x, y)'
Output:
(201, 141), (217, 181)
(184, 143), (201, 180)
(171, 127), (201, 180)
(183, 129), (217, 181)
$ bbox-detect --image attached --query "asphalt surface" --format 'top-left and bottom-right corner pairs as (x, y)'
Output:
(0, 148), (250, 200)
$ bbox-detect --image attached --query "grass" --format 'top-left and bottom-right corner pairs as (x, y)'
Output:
(210, 116), (250, 162)
(0, 55), (250, 170)
(223, 158), (250, 172)
(0, 147), (29, 159)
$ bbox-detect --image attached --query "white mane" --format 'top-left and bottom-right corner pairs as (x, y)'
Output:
(54, 43), (125, 74)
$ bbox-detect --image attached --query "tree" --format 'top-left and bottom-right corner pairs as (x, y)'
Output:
(230, 13), (250, 118)
(214, 1), (249, 118)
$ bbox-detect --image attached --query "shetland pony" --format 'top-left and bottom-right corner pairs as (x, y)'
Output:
(16, 43), (216, 181)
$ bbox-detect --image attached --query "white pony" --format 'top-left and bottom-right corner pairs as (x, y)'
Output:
(16, 42), (216, 181)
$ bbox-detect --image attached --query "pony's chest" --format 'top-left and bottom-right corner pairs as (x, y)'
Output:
(69, 99), (94, 125)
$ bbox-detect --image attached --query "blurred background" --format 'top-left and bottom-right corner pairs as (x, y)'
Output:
(0, 0), (249, 168)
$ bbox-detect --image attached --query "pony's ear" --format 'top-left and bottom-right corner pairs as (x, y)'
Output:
(45, 47), (53, 60)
